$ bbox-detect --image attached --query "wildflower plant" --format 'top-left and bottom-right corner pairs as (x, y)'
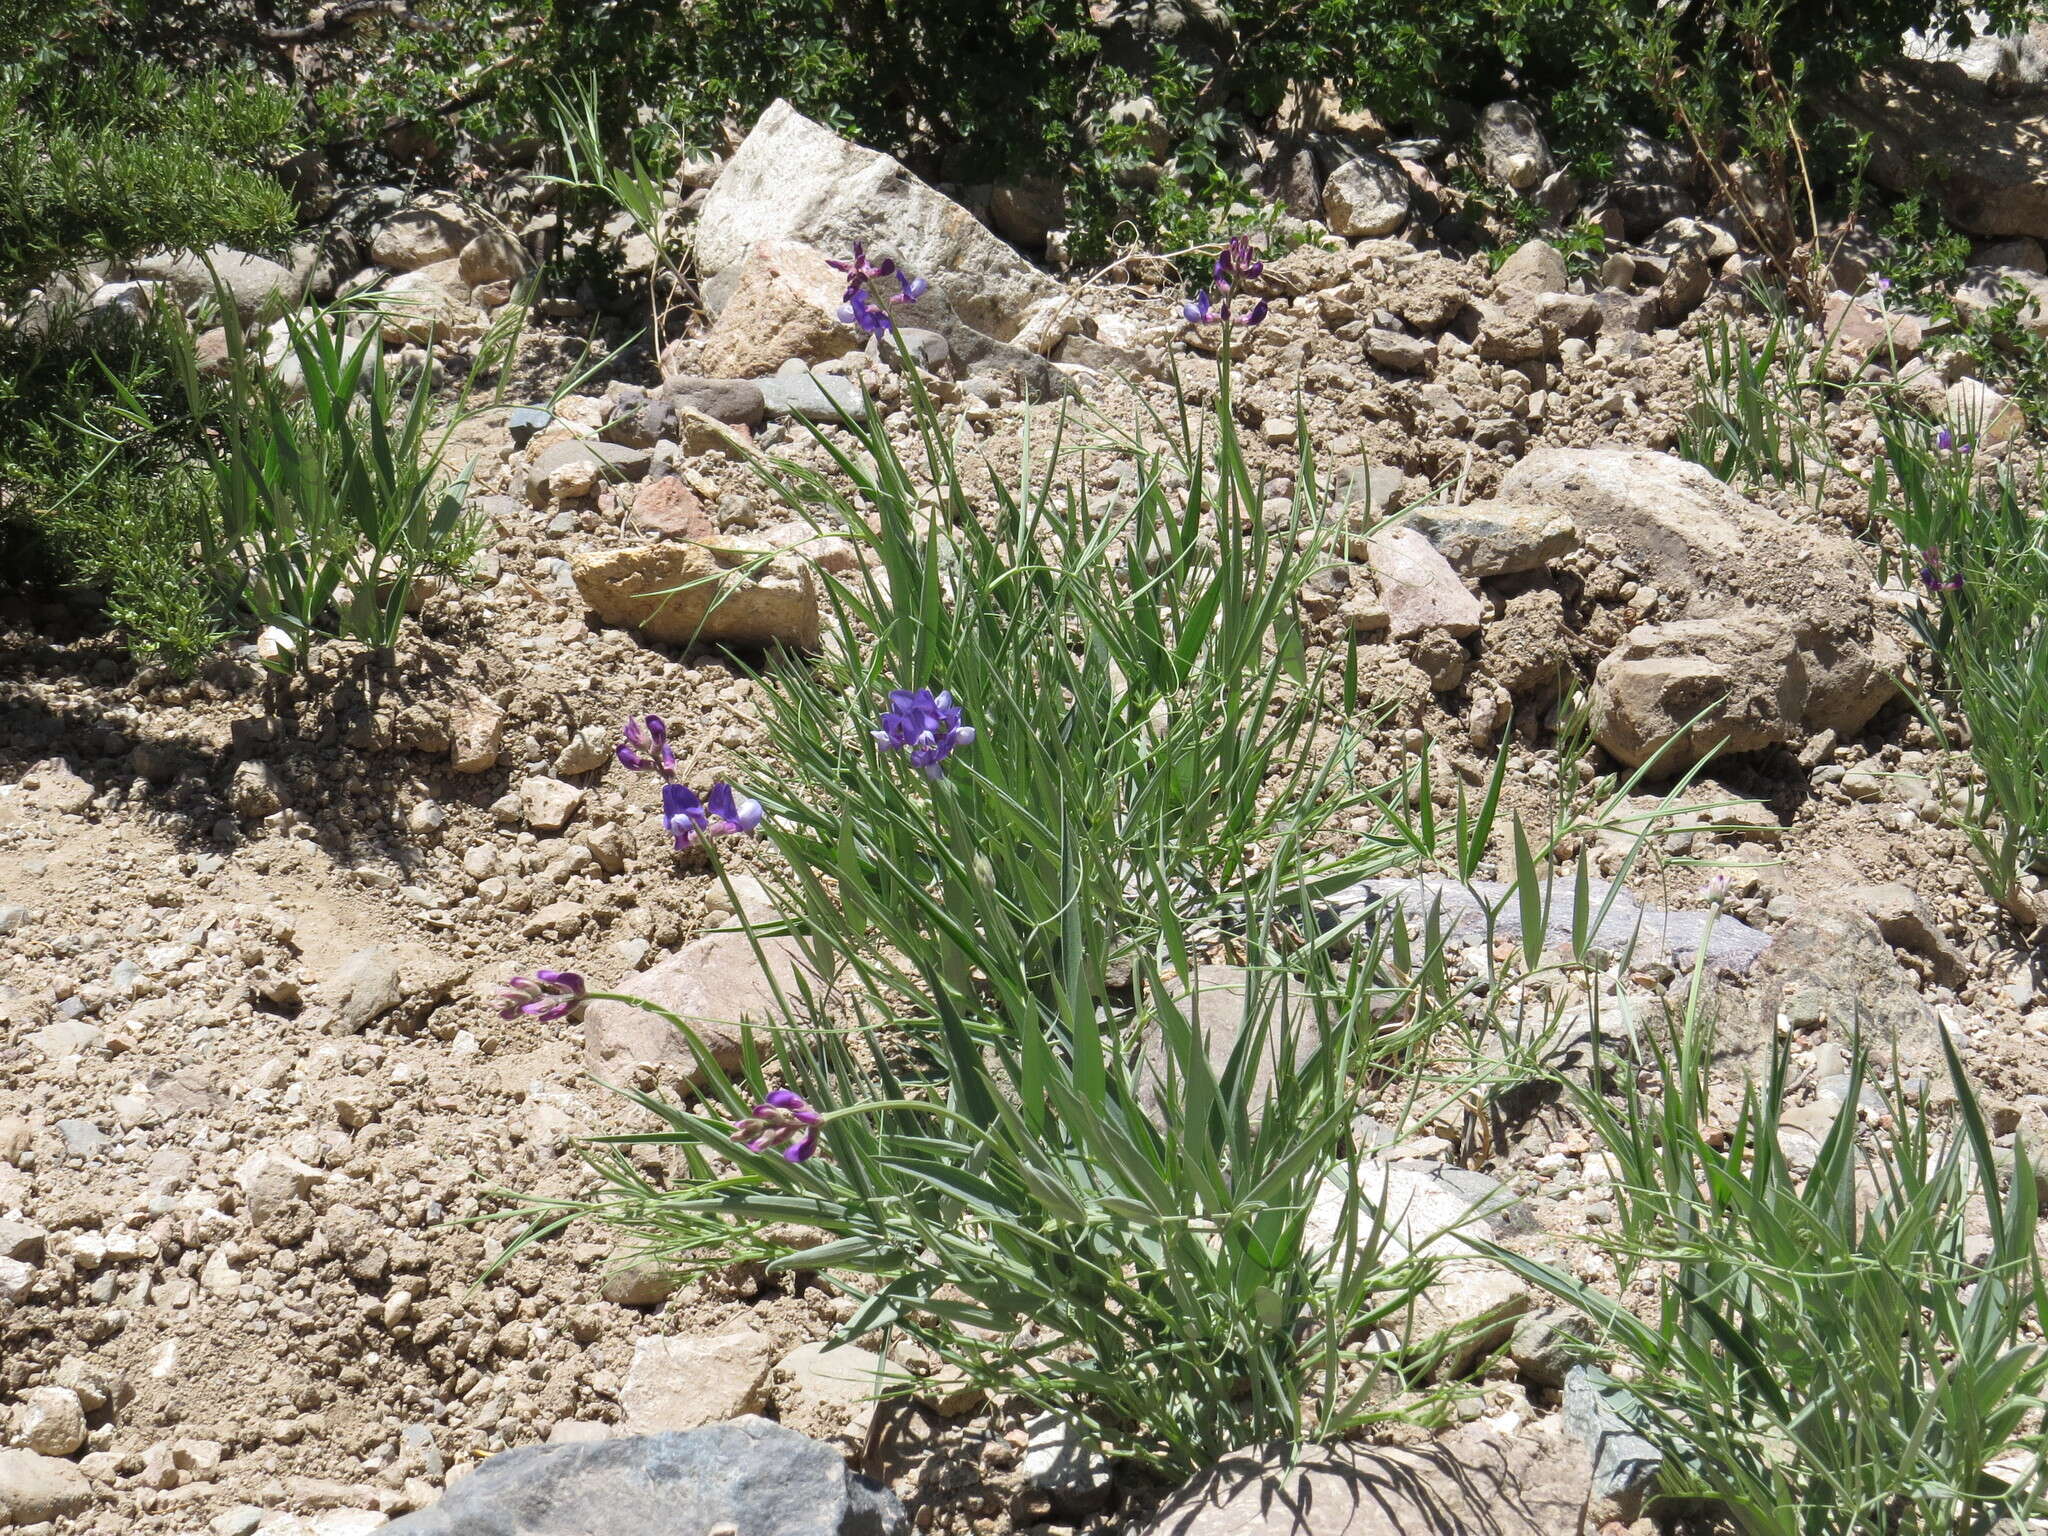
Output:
(1868, 405), (2048, 919)
(491, 300), (1526, 1473)
(1485, 985), (2048, 1536)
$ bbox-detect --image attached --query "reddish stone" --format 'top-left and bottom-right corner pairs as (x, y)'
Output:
(630, 477), (716, 542)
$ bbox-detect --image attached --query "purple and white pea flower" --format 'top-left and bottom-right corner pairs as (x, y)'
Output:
(874, 688), (977, 778)
(497, 969), (586, 1021)
(662, 780), (766, 851)
(733, 1088), (823, 1163)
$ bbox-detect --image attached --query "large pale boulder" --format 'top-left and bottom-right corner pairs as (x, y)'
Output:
(570, 542), (821, 650)
(1499, 447), (1901, 757)
(698, 240), (861, 378)
(696, 100), (1061, 343)
(1838, 57), (2048, 239)
(124, 246), (303, 325)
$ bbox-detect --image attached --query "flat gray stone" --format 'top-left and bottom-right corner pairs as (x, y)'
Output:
(757, 371), (864, 421)
(1137, 1427), (1591, 1536)
(1328, 874), (1769, 975)
(384, 1416), (908, 1536)
(528, 440), (653, 487)
(1562, 1365), (1663, 1502)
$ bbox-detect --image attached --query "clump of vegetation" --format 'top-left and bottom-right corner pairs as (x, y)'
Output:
(1491, 999), (2048, 1535)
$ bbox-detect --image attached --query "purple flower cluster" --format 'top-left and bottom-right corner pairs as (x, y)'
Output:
(663, 781), (765, 851)
(1920, 547), (1964, 593)
(615, 715), (767, 852)
(616, 714), (676, 776)
(830, 241), (929, 335)
(497, 969), (586, 1021)
(1182, 235), (1269, 329)
(733, 1089), (822, 1162)
(874, 688), (977, 778)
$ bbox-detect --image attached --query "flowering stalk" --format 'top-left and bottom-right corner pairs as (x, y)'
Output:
(1180, 235), (1270, 331)
(662, 781), (765, 851)
(732, 1088), (823, 1163)
(1919, 547), (1964, 594)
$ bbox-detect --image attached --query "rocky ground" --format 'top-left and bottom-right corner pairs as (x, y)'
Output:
(4, 99), (2048, 1536)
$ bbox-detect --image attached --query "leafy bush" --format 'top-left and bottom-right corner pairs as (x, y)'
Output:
(0, 0), (299, 300)
(1490, 998), (2048, 1535)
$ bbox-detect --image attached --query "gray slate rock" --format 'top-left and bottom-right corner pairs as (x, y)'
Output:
(1137, 1427), (1591, 1536)
(758, 370), (865, 421)
(662, 376), (769, 428)
(1328, 874), (1770, 975)
(1562, 1365), (1663, 1504)
(385, 1416), (908, 1536)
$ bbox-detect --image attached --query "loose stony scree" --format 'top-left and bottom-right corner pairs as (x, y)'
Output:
(7, 9), (2048, 1536)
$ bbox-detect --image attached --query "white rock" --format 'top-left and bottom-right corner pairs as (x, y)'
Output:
(696, 100), (1060, 343)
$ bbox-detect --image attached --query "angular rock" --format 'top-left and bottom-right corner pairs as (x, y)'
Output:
(383, 1416), (908, 1536)
(306, 948), (406, 1035)
(524, 440), (652, 503)
(1320, 154), (1410, 238)
(520, 777), (584, 833)
(459, 230), (527, 287)
(777, 1342), (903, 1437)
(571, 542), (821, 650)
(630, 477), (716, 542)
(1945, 377), (2025, 445)
(1508, 1308), (1592, 1390)
(1362, 327), (1430, 373)
(699, 240), (862, 379)
(0, 1448), (93, 1525)
(1829, 883), (1966, 985)
(1747, 906), (1941, 1068)
(697, 100), (1061, 344)
(380, 259), (487, 344)
(660, 376), (768, 427)
(1591, 615), (1807, 771)
(371, 207), (474, 272)
(1364, 526), (1481, 639)
(619, 1331), (777, 1433)
(1137, 1426), (1590, 1536)
(1330, 873), (1772, 975)
(1562, 1366), (1663, 1508)
(582, 927), (814, 1085)
(1402, 502), (1576, 577)
(15, 1386), (86, 1457)
(1493, 239), (1569, 297)
(1499, 447), (1900, 740)
(1021, 1416), (1114, 1516)
(757, 371), (864, 422)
